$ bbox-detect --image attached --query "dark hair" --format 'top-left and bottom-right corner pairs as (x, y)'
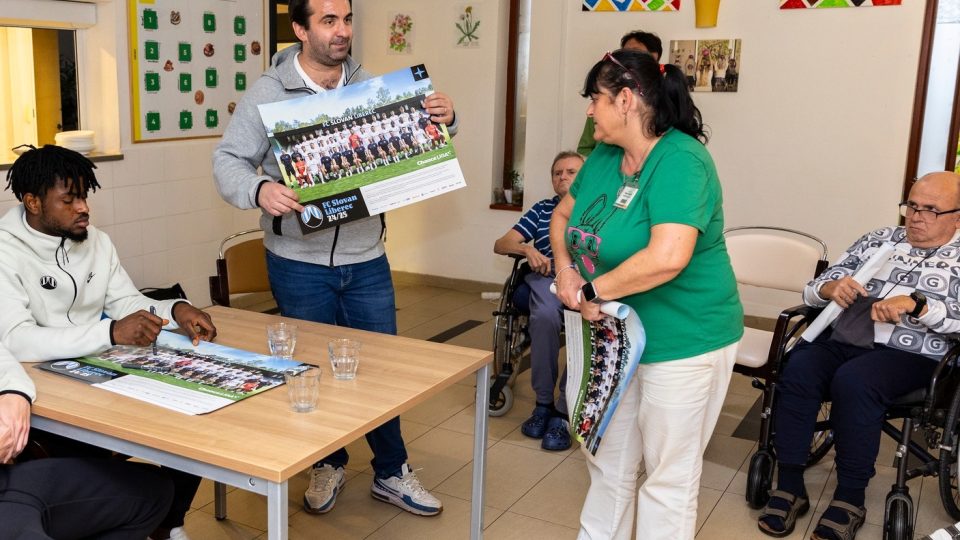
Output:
(288, 0), (313, 29)
(5, 145), (100, 202)
(551, 151), (584, 172)
(581, 49), (708, 144)
(620, 31), (662, 58)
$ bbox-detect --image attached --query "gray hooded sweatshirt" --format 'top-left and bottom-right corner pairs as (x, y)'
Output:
(213, 45), (383, 267)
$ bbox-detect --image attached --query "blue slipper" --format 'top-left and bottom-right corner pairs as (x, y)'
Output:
(541, 416), (572, 451)
(521, 406), (552, 439)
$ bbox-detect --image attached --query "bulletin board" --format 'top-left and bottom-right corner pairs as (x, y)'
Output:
(128, 0), (265, 142)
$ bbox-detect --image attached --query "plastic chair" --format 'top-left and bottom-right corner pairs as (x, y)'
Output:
(724, 226), (829, 370)
(208, 229), (271, 307)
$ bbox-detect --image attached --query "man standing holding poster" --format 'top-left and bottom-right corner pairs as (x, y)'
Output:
(213, 0), (456, 518)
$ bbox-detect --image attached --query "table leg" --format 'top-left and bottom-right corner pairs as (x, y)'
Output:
(471, 361), (491, 540)
(214, 481), (228, 520)
(267, 480), (289, 540)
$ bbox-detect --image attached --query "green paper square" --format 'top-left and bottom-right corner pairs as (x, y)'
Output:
(144, 41), (159, 61)
(203, 12), (216, 33)
(205, 68), (218, 88)
(179, 73), (192, 92)
(146, 111), (160, 132)
(234, 16), (246, 36)
(142, 9), (158, 30)
(235, 72), (246, 91)
(144, 72), (160, 92)
(205, 109), (219, 128)
(178, 42), (191, 63)
(234, 44), (246, 63)
(179, 111), (193, 130)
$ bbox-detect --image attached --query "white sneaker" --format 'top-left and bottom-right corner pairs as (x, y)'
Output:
(370, 463), (442, 516)
(922, 521), (960, 539)
(168, 527), (191, 540)
(303, 464), (346, 514)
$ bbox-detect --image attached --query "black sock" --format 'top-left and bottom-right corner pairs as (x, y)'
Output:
(776, 463), (807, 498)
(535, 401), (556, 412)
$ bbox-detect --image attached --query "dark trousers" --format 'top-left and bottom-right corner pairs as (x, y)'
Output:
(0, 457), (174, 539)
(26, 430), (201, 530)
(774, 336), (937, 492)
(266, 252), (407, 477)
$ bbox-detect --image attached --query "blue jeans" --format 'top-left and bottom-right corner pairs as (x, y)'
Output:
(266, 251), (406, 477)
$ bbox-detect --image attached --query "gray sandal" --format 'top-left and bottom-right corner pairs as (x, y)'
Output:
(758, 489), (811, 538)
(811, 500), (866, 540)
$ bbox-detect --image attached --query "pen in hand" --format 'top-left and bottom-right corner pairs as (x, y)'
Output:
(150, 305), (158, 356)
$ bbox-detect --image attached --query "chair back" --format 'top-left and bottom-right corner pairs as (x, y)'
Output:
(724, 226), (829, 293)
(209, 229), (270, 306)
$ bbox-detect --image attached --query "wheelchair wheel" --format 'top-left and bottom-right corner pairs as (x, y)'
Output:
(938, 383), (960, 520)
(883, 493), (913, 540)
(488, 382), (513, 417)
(806, 403), (835, 467)
(746, 450), (774, 509)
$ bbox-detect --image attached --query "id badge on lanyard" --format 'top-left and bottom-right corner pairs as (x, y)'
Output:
(614, 176), (639, 209)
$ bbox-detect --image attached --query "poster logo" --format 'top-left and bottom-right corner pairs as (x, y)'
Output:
(410, 64), (428, 81)
(40, 275), (57, 290)
(301, 204), (325, 229)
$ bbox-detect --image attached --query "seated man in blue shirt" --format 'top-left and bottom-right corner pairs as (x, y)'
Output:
(494, 151), (584, 451)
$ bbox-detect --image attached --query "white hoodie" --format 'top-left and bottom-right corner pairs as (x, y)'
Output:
(0, 206), (184, 362)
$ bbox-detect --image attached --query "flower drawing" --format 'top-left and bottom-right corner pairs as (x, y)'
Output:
(456, 5), (480, 46)
(389, 13), (413, 53)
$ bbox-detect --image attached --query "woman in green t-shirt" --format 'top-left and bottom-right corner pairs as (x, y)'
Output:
(550, 49), (743, 540)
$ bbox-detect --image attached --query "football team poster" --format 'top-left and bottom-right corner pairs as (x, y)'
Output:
(257, 65), (467, 234)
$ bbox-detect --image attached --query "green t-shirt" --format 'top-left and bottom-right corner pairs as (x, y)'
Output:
(566, 129), (743, 362)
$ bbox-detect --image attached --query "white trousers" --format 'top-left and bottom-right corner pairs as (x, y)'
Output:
(577, 341), (739, 540)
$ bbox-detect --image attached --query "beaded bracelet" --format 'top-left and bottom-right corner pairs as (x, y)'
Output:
(553, 264), (579, 285)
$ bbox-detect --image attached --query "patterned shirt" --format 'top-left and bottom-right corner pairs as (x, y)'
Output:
(513, 197), (558, 259)
(804, 226), (960, 359)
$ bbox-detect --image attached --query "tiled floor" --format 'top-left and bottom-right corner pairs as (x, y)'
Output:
(180, 281), (960, 539)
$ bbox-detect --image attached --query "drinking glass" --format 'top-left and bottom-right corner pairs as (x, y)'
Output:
(328, 339), (361, 380)
(267, 322), (297, 359)
(284, 367), (320, 412)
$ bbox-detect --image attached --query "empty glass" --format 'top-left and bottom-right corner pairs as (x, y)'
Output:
(328, 339), (361, 380)
(267, 322), (297, 359)
(284, 367), (320, 412)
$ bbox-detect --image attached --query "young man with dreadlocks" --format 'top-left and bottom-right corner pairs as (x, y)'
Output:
(0, 145), (218, 540)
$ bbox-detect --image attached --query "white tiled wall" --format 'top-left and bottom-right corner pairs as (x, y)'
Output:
(0, 141), (263, 307)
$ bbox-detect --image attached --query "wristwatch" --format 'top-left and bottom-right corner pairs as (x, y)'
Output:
(581, 282), (605, 305)
(909, 291), (927, 318)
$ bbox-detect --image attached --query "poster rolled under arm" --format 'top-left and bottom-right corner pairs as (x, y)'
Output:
(799, 242), (895, 343)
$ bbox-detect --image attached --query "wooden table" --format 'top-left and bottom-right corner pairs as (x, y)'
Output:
(29, 306), (493, 539)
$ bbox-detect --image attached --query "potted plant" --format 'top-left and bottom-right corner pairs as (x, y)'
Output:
(508, 169), (523, 206)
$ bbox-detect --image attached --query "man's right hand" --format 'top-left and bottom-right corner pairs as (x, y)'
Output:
(258, 182), (304, 216)
(819, 277), (869, 309)
(112, 310), (165, 347)
(0, 393), (30, 463)
(524, 245), (552, 276)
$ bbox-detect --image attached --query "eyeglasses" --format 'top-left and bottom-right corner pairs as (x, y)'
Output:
(601, 51), (644, 95)
(899, 202), (960, 221)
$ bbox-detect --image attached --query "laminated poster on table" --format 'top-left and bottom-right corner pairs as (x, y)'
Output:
(799, 242), (896, 344)
(256, 64), (466, 235)
(35, 331), (308, 415)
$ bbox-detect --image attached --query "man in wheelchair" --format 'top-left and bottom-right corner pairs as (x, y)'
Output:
(759, 171), (960, 540)
(493, 151), (584, 451)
